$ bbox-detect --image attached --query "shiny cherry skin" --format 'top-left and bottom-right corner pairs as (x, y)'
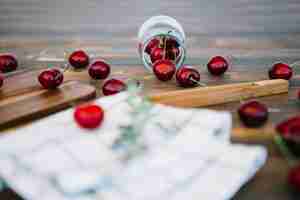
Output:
(0, 54), (18, 73)
(153, 59), (176, 81)
(145, 38), (160, 54)
(88, 60), (110, 80)
(102, 78), (127, 96)
(0, 73), (3, 88)
(150, 47), (164, 64)
(74, 104), (104, 129)
(68, 50), (90, 69)
(276, 116), (300, 157)
(38, 68), (64, 89)
(166, 46), (180, 61)
(176, 65), (200, 88)
(238, 100), (268, 127)
(269, 63), (293, 80)
(288, 164), (300, 191)
(207, 56), (229, 76)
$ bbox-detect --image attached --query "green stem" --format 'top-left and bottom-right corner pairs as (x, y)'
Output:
(274, 135), (298, 167)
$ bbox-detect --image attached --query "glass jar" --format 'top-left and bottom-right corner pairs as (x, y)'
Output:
(138, 16), (186, 71)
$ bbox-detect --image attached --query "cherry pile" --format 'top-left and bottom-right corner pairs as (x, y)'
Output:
(146, 51), (229, 86)
(36, 50), (128, 96)
(145, 37), (181, 64)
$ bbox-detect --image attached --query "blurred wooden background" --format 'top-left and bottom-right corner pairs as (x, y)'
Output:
(0, 0), (300, 69)
(1, 1), (300, 200)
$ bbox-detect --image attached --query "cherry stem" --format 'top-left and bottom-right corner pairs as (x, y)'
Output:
(190, 77), (207, 87)
(274, 135), (298, 167)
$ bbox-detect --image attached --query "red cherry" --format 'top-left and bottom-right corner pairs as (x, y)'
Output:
(153, 59), (176, 81)
(38, 68), (64, 89)
(145, 38), (160, 54)
(207, 56), (229, 76)
(166, 38), (180, 49)
(0, 73), (3, 88)
(0, 54), (18, 73)
(166, 47), (180, 61)
(288, 165), (300, 191)
(102, 78), (126, 96)
(88, 60), (110, 80)
(269, 63), (293, 80)
(176, 65), (200, 88)
(276, 116), (300, 156)
(74, 104), (104, 129)
(68, 50), (90, 69)
(238, 100), (268, 127)
(150, 47), (164, 64)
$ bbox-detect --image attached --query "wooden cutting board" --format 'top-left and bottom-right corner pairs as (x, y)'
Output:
(0, 68), (288, 141)
(0, 78), (96, 129)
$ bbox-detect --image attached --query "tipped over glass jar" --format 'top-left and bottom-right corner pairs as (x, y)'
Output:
(138, 16), (186, 71)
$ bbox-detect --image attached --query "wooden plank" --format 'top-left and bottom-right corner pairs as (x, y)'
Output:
(148, 79), (289, 107)
(0, 81), (96, 129)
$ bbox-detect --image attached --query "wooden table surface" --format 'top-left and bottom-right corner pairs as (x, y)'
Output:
(1, 0), (300, 199)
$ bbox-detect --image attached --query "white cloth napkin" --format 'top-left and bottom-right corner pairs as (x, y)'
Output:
(0, 92), (267, 200)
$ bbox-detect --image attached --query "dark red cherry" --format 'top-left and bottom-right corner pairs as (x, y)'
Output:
(166, 38), (180, 49)
(276, 116), (300, 157)
(150, 47), (164, 64)
(288, 164), (300, 191)
(102, 78), (127, 96)
(238, 100), (268, 127)
(153, 59), (176, 81)
(74, 104), (104, 129)
(0, 54), (18, 73)
(166, 47), (180, 61)
(38, 68), (64, 89)
(269, 63), (293, 80)
(207, 56), (229, 76)
(68, 50), (90, 69)
(88, 60), (110, 80)
(145, 38), (160, 54)
(176, 65), (200, 88)
(0, 73), (3, 88)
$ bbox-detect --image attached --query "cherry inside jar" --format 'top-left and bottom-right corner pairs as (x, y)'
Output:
(138, 16), (186, 71)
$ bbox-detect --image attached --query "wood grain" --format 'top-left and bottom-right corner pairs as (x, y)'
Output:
(0, 1), (300, 198)
(1, 66), (300, 200)
(149, 79), (288, 107)
(0, 81), (96, 129)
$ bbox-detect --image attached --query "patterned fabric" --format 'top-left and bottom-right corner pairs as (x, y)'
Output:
(0, 92), (267, 200)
